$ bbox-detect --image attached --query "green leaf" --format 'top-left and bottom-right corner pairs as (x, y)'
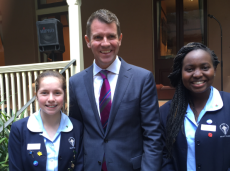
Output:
(0, 119), (3, 127)
(0, 160), (6, 164)
(19, 110), (25, 119)
(1, 113), (7, 122)
(13, 114), (17, 123)
(3, 129), (9, 137)
(4, 153), (8, 162)
(0, 138), (6, 144)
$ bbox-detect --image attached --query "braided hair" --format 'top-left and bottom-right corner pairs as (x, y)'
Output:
(166, 42), (219, 157)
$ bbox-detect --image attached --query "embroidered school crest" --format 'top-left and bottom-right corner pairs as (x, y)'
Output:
(68, 137), (75, 147)
(220, 123), (229, 135)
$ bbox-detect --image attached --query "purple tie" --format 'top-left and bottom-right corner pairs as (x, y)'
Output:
(99, 70), (111, 132)
(99, 70), (111, 171)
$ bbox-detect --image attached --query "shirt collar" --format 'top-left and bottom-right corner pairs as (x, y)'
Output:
(186, 86), (223, 115)
(93, 56), (121, 76)
(27, 110), (73, 133)
(206, 86), (223, 111)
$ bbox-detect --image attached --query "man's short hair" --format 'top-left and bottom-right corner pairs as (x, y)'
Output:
(86, 9), (121, 40)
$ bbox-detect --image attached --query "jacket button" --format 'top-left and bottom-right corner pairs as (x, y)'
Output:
(59, 156), (62, 160)
(197, 163), (201, 169)
(98, 161), (101, 165)
(104, 139), (108, 143)
(196, 140), (200, 146)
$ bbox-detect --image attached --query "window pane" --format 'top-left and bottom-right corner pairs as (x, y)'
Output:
(183, 0), (204, 45)
(157, 0), (176, 59)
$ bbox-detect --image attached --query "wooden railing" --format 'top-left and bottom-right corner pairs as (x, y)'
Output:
(0, 60), (76, 117)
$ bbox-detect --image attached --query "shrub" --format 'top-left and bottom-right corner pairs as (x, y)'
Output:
(0, 110), (24, 171)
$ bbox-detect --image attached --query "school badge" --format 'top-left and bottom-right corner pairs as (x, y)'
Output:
(68, 137), (75, 149)
(220, 123), (229, 136)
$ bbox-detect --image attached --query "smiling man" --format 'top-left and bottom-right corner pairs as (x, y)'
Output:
(69, 9), (162, 171)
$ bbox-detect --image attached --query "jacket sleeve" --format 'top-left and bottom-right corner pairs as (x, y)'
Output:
(8, 122), (25, 171)
(69, 78), (83, 123)
(140, 72), (163, 171)
(159, 103), (176, 171)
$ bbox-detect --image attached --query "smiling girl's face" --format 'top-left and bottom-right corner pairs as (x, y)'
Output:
(37, 76), (64, 117)
(182, 49), (216, 97)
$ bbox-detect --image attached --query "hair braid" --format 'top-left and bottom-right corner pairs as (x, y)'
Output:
(165, 42), (220, 157)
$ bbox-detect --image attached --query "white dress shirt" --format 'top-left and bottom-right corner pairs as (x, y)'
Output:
(93, 56), (121, 117)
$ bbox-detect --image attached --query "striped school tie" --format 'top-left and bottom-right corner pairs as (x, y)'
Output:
(99, 70), (111, 171)
(99, 70), (111, 132)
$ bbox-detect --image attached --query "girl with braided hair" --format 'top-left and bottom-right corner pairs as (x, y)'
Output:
(160, 42), (230, 171)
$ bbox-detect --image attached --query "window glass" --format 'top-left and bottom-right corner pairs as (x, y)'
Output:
(157, 0), (176, 59)
(183, 0), (204, 45)
(155, 0), (206, 99)
(157, 0), (204, 59)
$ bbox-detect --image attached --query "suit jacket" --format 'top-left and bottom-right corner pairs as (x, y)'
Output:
(8, 112), (83, 171)
(69, 57), (162, 171)
(160, 91), (230, 171)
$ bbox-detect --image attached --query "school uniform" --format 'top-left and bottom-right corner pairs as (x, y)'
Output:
(8, 110), (83, 171)
(160, 87), (230, 171)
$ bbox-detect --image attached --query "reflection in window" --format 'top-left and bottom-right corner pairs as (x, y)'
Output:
(157, 0), (176, 59)
(157, 0), (204, 59)
(183, 0), (204, 45)
(154, 0), (206, 99)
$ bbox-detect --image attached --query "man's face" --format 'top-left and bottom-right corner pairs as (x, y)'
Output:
(85, 19), (122, 69)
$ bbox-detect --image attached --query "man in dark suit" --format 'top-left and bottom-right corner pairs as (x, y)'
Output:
(69, 9), (162, 171)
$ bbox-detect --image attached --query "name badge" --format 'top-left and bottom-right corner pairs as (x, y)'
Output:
(27, 143), (41, 150)
(201, 124), (216, 132)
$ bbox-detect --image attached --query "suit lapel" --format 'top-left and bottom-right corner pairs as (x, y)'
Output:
(84, 65), (104, 135)
(105, 59), (132, 137)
